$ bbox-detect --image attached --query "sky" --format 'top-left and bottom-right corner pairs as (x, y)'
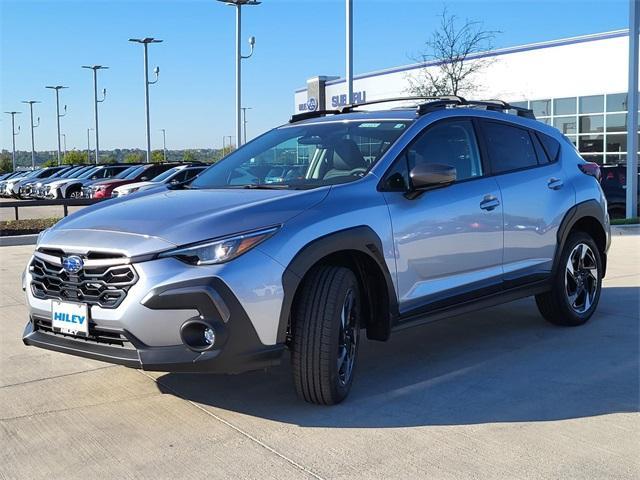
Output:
(0, 0), (629, 151)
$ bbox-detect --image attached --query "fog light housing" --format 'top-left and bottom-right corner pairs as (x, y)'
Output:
(180, 319), (217, 352)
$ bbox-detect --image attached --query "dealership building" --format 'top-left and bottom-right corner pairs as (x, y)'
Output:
(294, 29), (632, 165)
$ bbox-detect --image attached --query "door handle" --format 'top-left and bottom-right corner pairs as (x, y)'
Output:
(547, 177), (564, 190)
(480, 195), (500, 211)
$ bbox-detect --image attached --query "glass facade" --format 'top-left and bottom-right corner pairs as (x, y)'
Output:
(511, 92), (636, 164)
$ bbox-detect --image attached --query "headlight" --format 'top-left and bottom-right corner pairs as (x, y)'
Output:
(158, 226), (280, 265)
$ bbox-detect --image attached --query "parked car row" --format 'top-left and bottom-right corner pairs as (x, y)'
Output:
(0, 162), (207, 200)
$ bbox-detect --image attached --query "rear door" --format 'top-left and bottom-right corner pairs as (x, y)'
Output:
(478, 120), (572, 287)
(381, 118), (504, 314)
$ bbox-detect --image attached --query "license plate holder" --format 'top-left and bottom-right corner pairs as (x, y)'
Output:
(51, 300), (89, 336)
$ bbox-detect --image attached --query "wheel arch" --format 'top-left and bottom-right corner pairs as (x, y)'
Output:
(278, 226), (398, 344)
(554, 199), (609, 278)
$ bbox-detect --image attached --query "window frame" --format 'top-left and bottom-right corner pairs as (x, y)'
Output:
(378, 116), (489, 192)
(476, 119), (552, 176)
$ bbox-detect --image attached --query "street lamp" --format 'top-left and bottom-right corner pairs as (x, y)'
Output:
(21, 100), (41, 169)
(87, 128), (94, 163)
(159, 128), (167, 162)
(4, 111), (21, 171)
(45, 85), (68, 165)
(82, 65), (108, 163)
(61, 133), (67, 157)
(217, 0), (259, 147)
(241, 107), (252, 144)
(129, 37), (162, 163)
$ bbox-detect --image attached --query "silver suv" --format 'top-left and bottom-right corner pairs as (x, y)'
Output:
(22, 97), (610, 405)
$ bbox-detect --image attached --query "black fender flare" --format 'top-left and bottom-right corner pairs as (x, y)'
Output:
(553, 199), (609, 277)
(276, 226), (398, 343)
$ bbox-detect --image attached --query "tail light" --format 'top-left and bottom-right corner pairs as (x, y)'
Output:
(578, 162), (601, 182)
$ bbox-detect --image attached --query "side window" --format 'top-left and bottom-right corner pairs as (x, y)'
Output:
(482, 121), (538, 174)
(408, 119), (483, 181)
(183, 169), (201, 181)
(172, 171), (189, 183)
(536, 131), (560, 163)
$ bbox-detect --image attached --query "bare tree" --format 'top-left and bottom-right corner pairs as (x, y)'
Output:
(407, 8), (500, 97)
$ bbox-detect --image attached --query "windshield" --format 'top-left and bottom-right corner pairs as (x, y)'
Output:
(117, 166), (144, 179)
(151, 167), (180, 182)
(190, 120), (410, 190)
(78, 167), (99, 179)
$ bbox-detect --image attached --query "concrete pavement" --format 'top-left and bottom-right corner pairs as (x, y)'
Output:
(1, 237), (638, 479)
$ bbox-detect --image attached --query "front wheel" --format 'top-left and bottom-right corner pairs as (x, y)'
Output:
(290, 265), (361, 405)
(536, 232), (603, 326)
(67, 189), (81, 199)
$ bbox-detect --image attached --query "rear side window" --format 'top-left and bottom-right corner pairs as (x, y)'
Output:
(536, 132), (561, 163)
(482, 121), (538, 174)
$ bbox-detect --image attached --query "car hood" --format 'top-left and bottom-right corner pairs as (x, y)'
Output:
(115, 180), (153, 191)
(42, 187), (329, 252)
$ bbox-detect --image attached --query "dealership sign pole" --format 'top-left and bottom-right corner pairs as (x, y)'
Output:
(628, 0), (639, 219)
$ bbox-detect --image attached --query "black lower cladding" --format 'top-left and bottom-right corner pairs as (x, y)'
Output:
(22, 277), (285, 374)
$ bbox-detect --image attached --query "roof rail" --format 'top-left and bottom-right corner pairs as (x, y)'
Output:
(340, 95), (466, 113)
(289, 109), (341, 123)
(289, 95), (536, 124)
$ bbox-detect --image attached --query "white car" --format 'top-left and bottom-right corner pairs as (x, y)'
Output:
(111, 164), (206, 198)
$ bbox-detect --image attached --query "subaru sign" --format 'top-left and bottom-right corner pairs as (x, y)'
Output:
(307, 97), (318, 112)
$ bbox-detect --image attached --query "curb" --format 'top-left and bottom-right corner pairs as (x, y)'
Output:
(0, 234), (38, 247)
(611, 224), (640, 236)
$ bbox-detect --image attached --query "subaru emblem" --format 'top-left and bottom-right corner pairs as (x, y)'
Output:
(62, 255), (84, 274)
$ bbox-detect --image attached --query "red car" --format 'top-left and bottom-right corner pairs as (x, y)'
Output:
(88, 164), (178, 199)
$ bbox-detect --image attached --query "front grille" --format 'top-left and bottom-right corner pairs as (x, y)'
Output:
(30, 254), (138, 309)
(33, 316), (133, 348)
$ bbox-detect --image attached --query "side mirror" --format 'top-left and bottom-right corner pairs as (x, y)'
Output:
(406, 163), (456, 199)
(140, 176), (148, 181)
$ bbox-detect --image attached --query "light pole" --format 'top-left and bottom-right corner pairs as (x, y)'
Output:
(627, 0), (639, 219)
(159, 128), (167, 162)
(21, 101), (41, 169)
(61, 133), (67, 157)
(87, 128), (93, 163)
(241, 106), (251, 144)
(346, 0), (353, 105)
(45, 85), (68, 165)
(217, 0), (259, 147)
(82, 65), (108, 163)
(129, 38), (162, 163)
(4, 111), (21, 171)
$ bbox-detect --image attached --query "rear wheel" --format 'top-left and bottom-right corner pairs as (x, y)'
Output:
(536, 232), (602, 326)
(291, 265), (361, 405)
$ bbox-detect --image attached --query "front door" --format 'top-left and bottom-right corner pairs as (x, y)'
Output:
(381, 118), (504, 315)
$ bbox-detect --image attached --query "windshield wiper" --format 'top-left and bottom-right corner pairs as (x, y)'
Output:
(242, 184), (291, 190)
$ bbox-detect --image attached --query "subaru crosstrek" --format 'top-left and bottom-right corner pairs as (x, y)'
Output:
(22, 97), (610, 404)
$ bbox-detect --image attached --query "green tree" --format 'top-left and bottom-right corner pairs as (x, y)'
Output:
(63, 150), (89, 165)
(182, 150), (198, 163)
(151, 150), (164, 163)
(0, 153), (12, 173)
(42, 159), (59, 167)
(124, 151), (144, 163)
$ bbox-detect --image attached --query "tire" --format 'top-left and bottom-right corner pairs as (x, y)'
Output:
(291, 265), (361, 405)
(67, 188), (81, 199)
(535, 231), (603, 326)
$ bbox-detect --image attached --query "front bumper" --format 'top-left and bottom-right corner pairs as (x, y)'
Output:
(23, 276), (285, 373)
(23, 247), (288, 374)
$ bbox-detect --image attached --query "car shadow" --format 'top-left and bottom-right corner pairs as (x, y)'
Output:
(155, 286), (639, 427)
